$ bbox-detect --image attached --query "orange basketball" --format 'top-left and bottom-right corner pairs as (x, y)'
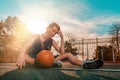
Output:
(36, 50), (55, 68)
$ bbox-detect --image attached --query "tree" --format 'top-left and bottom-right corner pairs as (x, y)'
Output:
(0, 16), (32, 62)
(65, 32), (76, 43)
(64, 32), (78, 55)
(108, 23), (120, 53)
(64, 41), (78, 55)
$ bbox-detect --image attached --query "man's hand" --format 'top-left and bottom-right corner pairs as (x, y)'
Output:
(16, 54), (25, 69)
(57, 31), (63, 38)
(57, 30), (65, 54)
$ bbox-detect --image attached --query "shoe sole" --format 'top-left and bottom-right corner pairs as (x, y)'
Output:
(83, 60), (104, 69)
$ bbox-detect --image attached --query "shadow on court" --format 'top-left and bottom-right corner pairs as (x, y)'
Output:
(0, 67), (120, 80)
(76, 70), (120, 80)
(0, 68), (80, 80)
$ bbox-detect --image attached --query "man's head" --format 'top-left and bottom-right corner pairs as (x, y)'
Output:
(46, 22), (60, 37)
(47, 22), (60, 31)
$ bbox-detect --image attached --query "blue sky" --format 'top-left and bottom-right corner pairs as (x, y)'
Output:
(0, 0), (120, 39)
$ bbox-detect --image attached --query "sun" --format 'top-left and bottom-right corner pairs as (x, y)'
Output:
(23, 18), (48, 34)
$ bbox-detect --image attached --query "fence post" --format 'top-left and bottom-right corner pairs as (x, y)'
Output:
(86, 43), (89, 60)
(96, 37), (98, 47)
(96, 37), (98, 59)
(82, 38), (84, 61)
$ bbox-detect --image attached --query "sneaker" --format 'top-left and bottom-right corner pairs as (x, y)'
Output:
(82, 60), (104, 69)
(52, 60), (62, 68)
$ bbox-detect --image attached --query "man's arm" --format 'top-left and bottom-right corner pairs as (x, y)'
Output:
(52, 31), (65, 55)
(16, 34), (37, 69)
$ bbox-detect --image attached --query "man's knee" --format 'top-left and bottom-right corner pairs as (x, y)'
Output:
(66, 52), (72, 56)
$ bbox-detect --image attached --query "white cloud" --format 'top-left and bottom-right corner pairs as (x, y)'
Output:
(89, 15), (120, 25)
(57, 15), (120, 40)
(0, 14), (8, 20)
(1, 0), (120, 40)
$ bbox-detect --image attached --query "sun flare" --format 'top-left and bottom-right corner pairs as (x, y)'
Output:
(23, 18), (48, 34)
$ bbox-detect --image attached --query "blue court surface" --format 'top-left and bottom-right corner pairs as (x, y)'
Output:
(0, 62), (120, 80)
(0, 67), (120, 80)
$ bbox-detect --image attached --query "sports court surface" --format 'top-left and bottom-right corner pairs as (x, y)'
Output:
(0, 62), (120, 80)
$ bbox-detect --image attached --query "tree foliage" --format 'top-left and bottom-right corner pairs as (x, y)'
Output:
(64, 41), (78, 55)
(64, 33), (78, 55)
(0, 16), (32, 62)
(108, 23), (120, 53)
(108, 23), (120, 36)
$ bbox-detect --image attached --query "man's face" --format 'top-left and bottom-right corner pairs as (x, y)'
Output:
(46, 26), (59, 37)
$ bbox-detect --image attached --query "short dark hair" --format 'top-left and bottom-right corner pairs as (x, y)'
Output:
(47, 22), (60, 30)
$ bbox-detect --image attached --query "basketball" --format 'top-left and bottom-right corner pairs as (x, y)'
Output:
(36, 50), (55, 68)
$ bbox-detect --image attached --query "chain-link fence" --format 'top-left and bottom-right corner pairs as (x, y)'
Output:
(72, 37), (120, 62)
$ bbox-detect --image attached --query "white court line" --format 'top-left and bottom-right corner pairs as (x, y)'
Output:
(52, 68), (120, 72)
